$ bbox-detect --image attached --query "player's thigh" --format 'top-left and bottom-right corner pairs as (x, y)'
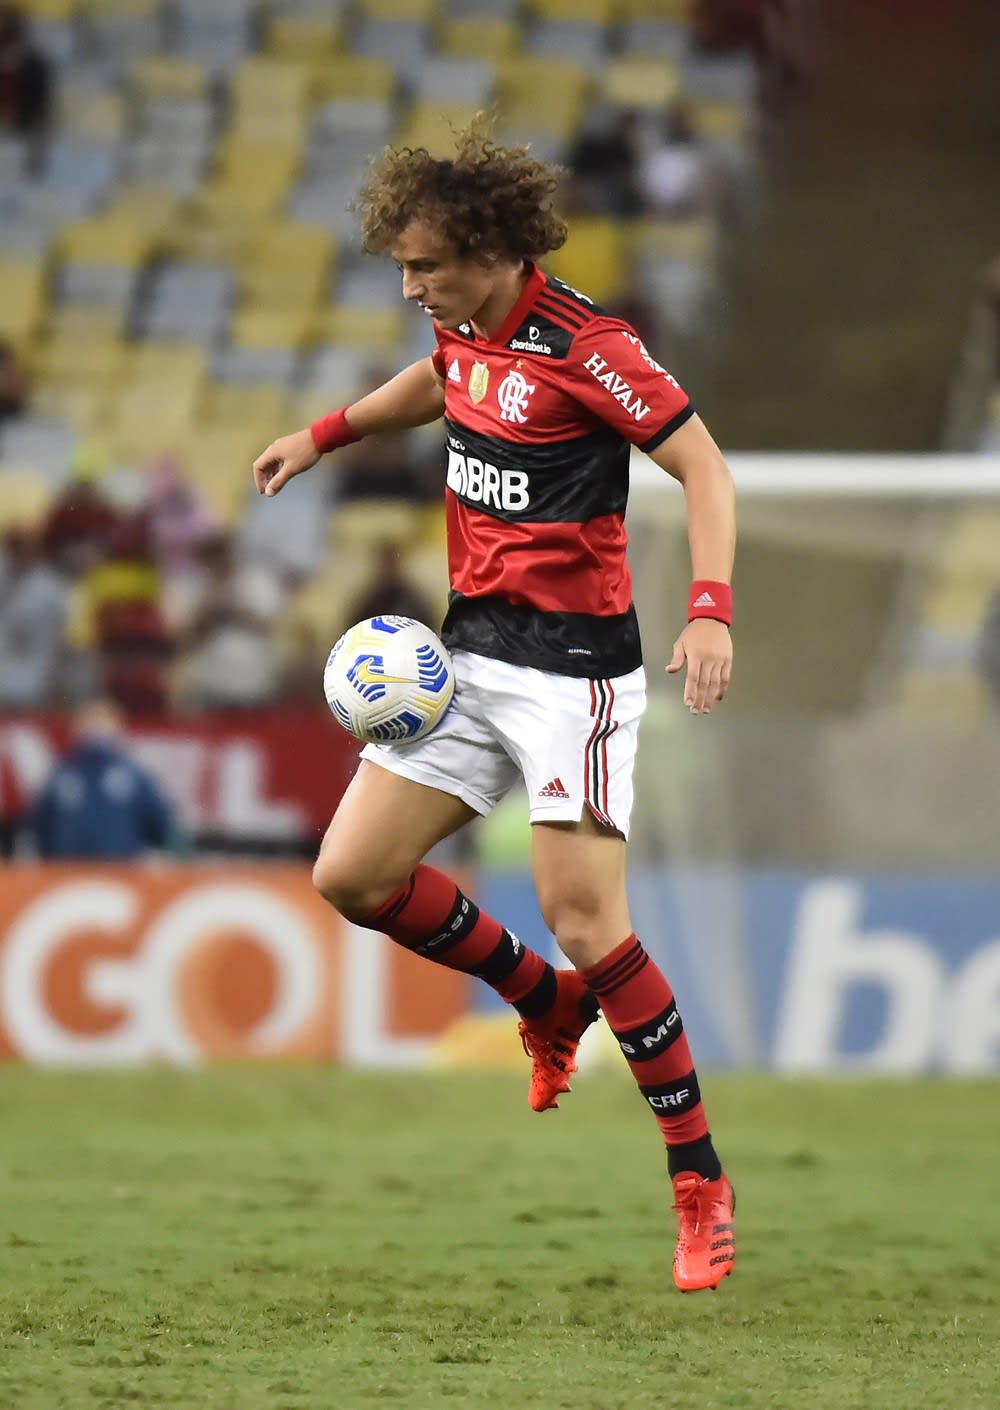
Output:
(314, 760), (475, 915)
(531, 809), (632, 968)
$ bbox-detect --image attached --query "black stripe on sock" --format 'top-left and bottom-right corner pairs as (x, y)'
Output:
(587, 945), (648, 997)
(612, 1000), (683, 1062)
(512, 964), (558, 1020)
(639, 1071), (701, 1117)
(469, 929), (526, 987)
(414, 888), (480, 958)
(666, 1134), (723, 1182)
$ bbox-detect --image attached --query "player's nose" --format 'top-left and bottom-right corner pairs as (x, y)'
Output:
(401, 270), (425, 302)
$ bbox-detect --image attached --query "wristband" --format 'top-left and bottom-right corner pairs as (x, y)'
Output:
(310, 407), (362, 454)
(688, 579), (733, 626)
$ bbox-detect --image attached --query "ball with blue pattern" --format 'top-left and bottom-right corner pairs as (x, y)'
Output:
(323, 616), (455, 743)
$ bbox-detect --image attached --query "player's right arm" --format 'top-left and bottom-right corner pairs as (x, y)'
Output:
(252, 356), (445, 497)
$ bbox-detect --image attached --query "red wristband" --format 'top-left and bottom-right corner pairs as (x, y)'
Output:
(310, 407), (362, 454)
(688, 579), (733, 626)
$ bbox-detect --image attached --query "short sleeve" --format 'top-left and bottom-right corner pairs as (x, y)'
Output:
(566, 319), (694, 451)
(431, 338), (446, 379)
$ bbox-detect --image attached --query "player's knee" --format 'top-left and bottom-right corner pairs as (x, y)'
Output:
(539, 894), (608, 968)
(312, 852), (398, 920)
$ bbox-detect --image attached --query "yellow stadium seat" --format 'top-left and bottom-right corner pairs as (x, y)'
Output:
(267, 14), (344, 60)
(31, 329), (125, 388)
(0, 256), (47, 344)
(57, 86), (125, 141)
(361, 0), (437, 19)
(601, 56), (680, 108)
(330, 499), (424, 553)
(230, 307), (315, 351)
(544, 217), (626, 305)
(438, 18), (520, 60)
(47, 304), (129, 339)
(0, 470), (52, 532)
(200, 382), (288, 430)
(627, 216), (717, 265)
(179, 425), (271, 524)
(395, 101), (481, 154)
(126, 342), (207, 393)
(319, 306), (408, 350)
(18, 0), (79, 18)
(525, 0), (616, 20)
(229, 56), (312, 111)
(309, 56), (395, 104)
(240, 222), (336, 279)
(497, 58), (590, 139)
(689, 97), (751, 143)
(101, 185), (185, 239)
(899, 668), (989, 720)
(129, 55), (210, 101)
(58, 216), (157, 269)
(30, 384), (108, 434)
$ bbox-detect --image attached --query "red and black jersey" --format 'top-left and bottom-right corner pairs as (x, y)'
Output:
(430, 264), (693, 678)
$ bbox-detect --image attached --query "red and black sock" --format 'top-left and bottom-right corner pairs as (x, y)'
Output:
(583, 934), (722, 1181)
(361, 864), (557, 1018)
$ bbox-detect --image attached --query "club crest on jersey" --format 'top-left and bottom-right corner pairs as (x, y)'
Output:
(468, 361), (489, 403)
(497, 369), (536, 423)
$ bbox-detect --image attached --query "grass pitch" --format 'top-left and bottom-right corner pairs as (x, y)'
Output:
(1, 1067), (997, 1410)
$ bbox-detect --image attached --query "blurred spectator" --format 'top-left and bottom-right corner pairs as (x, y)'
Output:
(278, 618), (327, 705)
(565, 106), (641, 218)
(143, 454), (219, 580)
(0, 526), (69, 708)
(172, 530), (285, 709)
(606, 272), (663, 355)
(341, 541), (439, 635)
(336, 365), (443, 506)
(637, 101), (712, 219)
(978, 586), (1000, 713)
(79, 512), (173, 714)
(23, 698), (179, 859)
(41, 467), (121, 575)
(0, 3), (53, 173)
(0, 338), (28, 420)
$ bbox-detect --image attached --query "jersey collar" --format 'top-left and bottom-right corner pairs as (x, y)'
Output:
(471, 262), (548, 348)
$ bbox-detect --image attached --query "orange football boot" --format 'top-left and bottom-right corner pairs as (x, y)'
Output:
(671, 1171), (736, 1292)
(518, 969), (600, 1112)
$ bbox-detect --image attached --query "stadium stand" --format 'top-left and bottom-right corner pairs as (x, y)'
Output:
(0, 0), (773, 713)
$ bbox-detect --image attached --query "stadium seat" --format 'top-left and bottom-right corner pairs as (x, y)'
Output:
(57, 213), (156, 270)
(526, 22), (609, 73)
(394, 101), (482, 155)
(214, 345), (302, 387)
(525, 0), (616, 18)
(618, 18), (690, 58)
(0, 254), (47, 348)
(138, 263), (234, 344)
(361, 0), (438, 18)
(229, 307), (315, 354)
(0, 467), (54, 531)
(129, 55), (212, 103)
(437, 18), (519, 60)
(545, 218), (626, 305)
(83, 0), (164, 66)
(617, 0), (693, 18)
(309, 55), (396, 103)
(496, 57), (589, 141)
(600, 56), (680, 109)
(56, 84), (127, 142)
(266, 14), (345, 60)
(320, 306), (408, 351)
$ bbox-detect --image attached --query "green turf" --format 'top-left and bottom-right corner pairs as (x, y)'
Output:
(1, 1068), (997, 1410)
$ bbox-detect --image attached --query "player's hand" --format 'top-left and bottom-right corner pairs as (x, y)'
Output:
(252, 428), (321, 497)
(666, 618), (732, 714)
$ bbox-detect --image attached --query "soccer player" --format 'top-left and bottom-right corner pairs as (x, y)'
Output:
(252, 124), (736, 1292)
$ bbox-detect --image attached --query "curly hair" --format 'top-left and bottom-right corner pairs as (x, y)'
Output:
(357, 117), (568, 264)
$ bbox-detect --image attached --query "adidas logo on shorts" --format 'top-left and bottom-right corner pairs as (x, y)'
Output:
(538, 777), (570, 800)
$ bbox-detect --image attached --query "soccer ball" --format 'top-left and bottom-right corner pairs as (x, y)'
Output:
(323, 616), (455, 743)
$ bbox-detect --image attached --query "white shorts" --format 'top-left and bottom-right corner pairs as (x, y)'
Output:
(361, 650), (646, 838)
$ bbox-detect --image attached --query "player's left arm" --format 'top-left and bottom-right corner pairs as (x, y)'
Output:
(648, 415), (735, 714)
